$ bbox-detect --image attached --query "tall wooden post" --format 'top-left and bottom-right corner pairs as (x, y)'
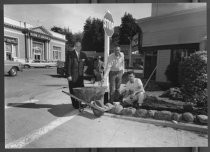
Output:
(104, 33), (109, 89)
(103, 10), (114, 103)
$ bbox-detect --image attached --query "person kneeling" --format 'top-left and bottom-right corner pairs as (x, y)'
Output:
(121, 71), (145, 108)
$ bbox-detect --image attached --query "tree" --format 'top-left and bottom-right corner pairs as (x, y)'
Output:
(119, 12), (140, 45)
(51, 26), (81, 50)
(82, 17), (104, 52)
(111, 26), (120, 46)
(73, 32), (83, 43)
(51, 26), (65, 34)
(82, 18), (93, 51)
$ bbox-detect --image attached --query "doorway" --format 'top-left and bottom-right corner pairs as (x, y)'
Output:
(34, 54), (41, 61)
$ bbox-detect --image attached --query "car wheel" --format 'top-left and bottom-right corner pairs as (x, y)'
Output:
(24, 65), (30, 69)
(9, 67), (17, 76)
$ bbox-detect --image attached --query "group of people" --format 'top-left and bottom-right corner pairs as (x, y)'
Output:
(66, 40), (145, 109)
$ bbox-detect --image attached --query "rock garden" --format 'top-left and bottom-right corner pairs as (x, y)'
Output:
(104, 51), (208, 127)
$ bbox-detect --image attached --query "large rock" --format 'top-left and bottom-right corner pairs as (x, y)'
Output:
(182, 112), (194, 122)
(147, 110), (157, 118)
(105, 103), (115, 112)
(113, 104), (123, 115)
(154, 111), (172, 121)
(172, 113), (182, 122)
(134, 109), (148, 118)
(197, 115), (208, 124)
(121, 107), (136, 116)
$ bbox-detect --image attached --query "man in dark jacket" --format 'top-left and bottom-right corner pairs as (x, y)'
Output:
(66, 41), (88, 109)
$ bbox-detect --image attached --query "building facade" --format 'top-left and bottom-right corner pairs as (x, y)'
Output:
(4, 17), (66, 63)
(137, 4), (206, 82)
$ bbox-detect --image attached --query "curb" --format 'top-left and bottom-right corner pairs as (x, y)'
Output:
(103, 112), (208, 134)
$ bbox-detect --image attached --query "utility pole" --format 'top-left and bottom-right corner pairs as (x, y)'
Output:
(128, 37), (132, 67)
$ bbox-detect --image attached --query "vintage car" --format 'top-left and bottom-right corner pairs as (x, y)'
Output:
(24, 60), (57, 68)
(4, 60), (23, 76)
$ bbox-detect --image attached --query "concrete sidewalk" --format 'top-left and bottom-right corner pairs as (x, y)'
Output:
(57, 87), (208, 147)
(24, 107), (208, 148)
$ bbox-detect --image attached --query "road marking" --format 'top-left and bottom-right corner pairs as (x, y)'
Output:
(5, 109), (79, 148)
(5, 99), (39, 110)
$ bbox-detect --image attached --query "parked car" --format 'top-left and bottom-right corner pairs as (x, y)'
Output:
(4, 60), (23, 76)
(24, 60), (57, 68)
(57, 60), (66, 77)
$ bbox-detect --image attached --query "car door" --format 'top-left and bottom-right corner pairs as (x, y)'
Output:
(4, 60), (12, 74)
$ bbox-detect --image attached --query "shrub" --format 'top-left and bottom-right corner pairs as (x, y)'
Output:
(179, 51), (207, 107)
(165, 60), (180, 86)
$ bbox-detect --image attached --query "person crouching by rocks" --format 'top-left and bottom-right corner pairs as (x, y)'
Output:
(120, 71), (145, 109)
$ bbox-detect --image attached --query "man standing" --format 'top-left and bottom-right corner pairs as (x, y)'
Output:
(121, 71), (145, 108)
(103, 46), (125, 103)
(66, 41), (88, 109)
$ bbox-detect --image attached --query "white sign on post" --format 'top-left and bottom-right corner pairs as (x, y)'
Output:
(103, 11), (114, 91)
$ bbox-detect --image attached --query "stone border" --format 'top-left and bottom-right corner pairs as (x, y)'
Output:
(103, 112), (208, 134)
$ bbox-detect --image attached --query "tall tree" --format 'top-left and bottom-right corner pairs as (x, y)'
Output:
(51, 26), (75, 49)
(51, 26), (65, 34)
(82, 18), (93, 51)
(82, 17), (104, 52)
(119, 12), (140, 45)
(73, 32), (83, 43)
(111, 26), (120, 46)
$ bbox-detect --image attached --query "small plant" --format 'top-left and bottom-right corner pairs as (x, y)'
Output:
(160, 87), (184, 101)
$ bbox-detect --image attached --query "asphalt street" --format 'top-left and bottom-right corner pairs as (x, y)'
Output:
(4, 67), (68, 104)
(4, 67), (208, 148)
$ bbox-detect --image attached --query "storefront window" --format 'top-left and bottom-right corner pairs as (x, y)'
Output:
(4, 37), (18, 61)
(53, 46), (61, 60)
(6, 43), (12, 60)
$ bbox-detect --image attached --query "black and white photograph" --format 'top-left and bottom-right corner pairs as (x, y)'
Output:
(3, 1), (208, 149)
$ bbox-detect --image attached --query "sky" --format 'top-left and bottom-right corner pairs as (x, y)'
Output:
(4, 4), (151, 34)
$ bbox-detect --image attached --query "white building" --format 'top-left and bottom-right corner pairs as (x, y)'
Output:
(4, 17), (66, 63)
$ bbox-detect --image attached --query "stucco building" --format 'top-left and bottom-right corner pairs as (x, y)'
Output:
(4, 17), (66, 63)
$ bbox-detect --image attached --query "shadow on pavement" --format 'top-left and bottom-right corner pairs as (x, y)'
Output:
(78, 110), (98, 120)
(7, 103), (75, 117)
(4, 74), (13, 77)
(45, 74), (65, 78)
(7, 103), (98, 119)
(40, 84), (68, 87)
